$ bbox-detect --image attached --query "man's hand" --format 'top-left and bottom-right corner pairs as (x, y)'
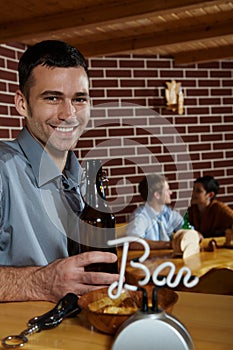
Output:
(0, 252), (119, 303)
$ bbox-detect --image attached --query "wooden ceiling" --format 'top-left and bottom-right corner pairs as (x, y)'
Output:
(1, 0), (233, 64)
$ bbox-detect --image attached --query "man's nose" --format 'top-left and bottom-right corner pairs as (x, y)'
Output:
(59, 100), (76, 119)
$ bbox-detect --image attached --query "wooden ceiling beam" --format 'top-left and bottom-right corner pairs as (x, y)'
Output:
(0, 0), (226, 43)
(68, 18), (233, 57)
(174, 44), (233, 64)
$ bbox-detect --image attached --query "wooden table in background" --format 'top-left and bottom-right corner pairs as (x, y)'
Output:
(122, 237), (233, 294)
(0, 292), (232, 350)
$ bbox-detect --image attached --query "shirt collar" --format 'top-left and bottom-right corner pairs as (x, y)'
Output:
(17, 127), (81, 187)
(145, 202), (160, 218)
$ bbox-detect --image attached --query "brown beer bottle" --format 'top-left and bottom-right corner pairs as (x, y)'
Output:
(78, 159), (118, 273)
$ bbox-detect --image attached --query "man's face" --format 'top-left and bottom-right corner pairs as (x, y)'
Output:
(16, 65), (90, 151)
(158, 181), (172, 205)
(191, 183), (211, 205)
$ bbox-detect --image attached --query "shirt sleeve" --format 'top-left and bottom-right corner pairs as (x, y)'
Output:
(169, 209), (184, 233)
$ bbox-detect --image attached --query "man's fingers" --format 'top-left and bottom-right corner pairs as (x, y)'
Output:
(74, 251), (118, 267)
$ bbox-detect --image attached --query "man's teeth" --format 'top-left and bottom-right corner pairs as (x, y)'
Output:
(56, 127), (74, 132)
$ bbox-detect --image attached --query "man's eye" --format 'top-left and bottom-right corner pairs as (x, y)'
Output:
(45, 96), (58, 101)
(74, 97), (89, 104)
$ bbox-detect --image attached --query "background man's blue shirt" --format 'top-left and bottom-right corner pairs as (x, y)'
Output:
(126, 202), (184, 241)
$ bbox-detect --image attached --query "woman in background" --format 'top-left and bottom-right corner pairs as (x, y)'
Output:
(188, 175), (233, 237)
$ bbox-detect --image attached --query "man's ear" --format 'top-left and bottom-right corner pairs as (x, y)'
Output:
(153, 191), (160, 200)
(207, 191), (215, 200)
(14, 90), (29, 117)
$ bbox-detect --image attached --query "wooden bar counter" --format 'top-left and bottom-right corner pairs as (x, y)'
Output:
(122, 237), (233, 294)
(0, 292), (232, 350)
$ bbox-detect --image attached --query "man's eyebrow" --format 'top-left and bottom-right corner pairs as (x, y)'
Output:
(40, 91), (90, 98)
(40, 91), (64, 97)
(74, 92), (90, 98)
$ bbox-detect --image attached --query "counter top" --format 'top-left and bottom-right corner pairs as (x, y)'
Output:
(0, 292), (232, 350)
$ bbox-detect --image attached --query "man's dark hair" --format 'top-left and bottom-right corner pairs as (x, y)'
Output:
(194, 175), (219, 199)
(18, 40), (89, 100)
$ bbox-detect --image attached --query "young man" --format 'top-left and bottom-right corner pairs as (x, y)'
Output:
(0, 40), (119, 302)
(126, 174), (184, 249)
(189, 175), (233, 237)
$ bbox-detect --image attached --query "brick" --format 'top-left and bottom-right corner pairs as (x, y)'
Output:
(121, 80), (145, 88)
(147, 61), (171, 68)
(225, 134), (233, 140)
(189, 143), (211, 152)
(202, 151), (224, 159)
(199, 80), (220, 87)
(223, 98), (233, 105)
(187, 107), (210, 114)
(89, 70), (104, 78)
(160, 70), (183, 78)
(221, 61), (233, 69)
(90, 89), (105, 98)
(210, 71), (231, 78)
(92, 80), (118, 88)
(106, 70), (131, 78)
(213, 125), (233, 133)
(199, 116), (222, 123)
(201, 134), (223, 142)
(134, 69), (159, 78)
(186, 71), (208, 78)
(214, 160), (233, 168)
(213, 142), (233, 149)
(0, 93), (14, 104)
(199, 98), (221, 105)
(222, 80), (233, 87)
(187, 89), (209, 96)
(0, 129), (10, 138)
(0, 117), (21, 127)
(0, 70), (17, 81)
(211, 89), (232, 96)
(7, 60), (18, 71)
(90, 59), (117, 68)
(0, 47), (16, 59)
(0, 105), (8, 115)
(197, 62), (219, 69)
(224, 116), (233, 123)
(120, 60), (145, 68)
(109, 128), (134, 137)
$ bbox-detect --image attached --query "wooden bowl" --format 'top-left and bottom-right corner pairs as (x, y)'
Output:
(79, 286), (178, 335)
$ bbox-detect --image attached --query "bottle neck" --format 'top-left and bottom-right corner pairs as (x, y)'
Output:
(85, 159), (107, 210)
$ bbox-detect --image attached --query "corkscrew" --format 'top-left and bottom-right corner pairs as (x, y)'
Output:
(1, 293), (80, 348)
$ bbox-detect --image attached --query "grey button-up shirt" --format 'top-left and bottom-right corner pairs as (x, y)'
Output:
(0, 127), (83, 266)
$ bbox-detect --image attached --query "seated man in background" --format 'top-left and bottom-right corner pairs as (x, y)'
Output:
(126, 174), (184, 249)
(188, 175), (233, 238)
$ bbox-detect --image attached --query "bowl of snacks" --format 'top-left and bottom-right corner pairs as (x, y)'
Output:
(78, 285), (178, 335)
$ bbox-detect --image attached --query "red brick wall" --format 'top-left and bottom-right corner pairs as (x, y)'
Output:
(1, 43), (233, 222)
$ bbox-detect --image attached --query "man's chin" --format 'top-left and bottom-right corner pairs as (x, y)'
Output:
(46, 141), (75, 152)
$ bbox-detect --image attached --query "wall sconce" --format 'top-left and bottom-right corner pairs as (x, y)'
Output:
(165, 80), (184, 115)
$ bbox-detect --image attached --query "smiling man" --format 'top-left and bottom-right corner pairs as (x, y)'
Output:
(0, 40), (119, 302)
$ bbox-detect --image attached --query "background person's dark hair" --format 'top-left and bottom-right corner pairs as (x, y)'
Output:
(194, 175), (219, 199)
(18, 40), (89, 101)
(139, 174), (166, 202)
